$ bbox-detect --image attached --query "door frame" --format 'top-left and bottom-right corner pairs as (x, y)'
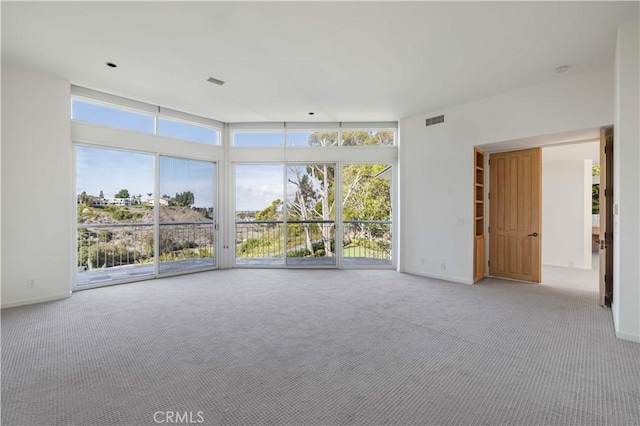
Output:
(482, 127), (614, 292)
(599, 126), (614, 306)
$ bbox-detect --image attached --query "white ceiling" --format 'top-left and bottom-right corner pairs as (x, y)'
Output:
(2, 1), (637, 123)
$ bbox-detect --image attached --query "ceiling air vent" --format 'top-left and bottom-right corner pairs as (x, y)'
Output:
(425, 115), (444, 127)
(207, 77), (226, 86)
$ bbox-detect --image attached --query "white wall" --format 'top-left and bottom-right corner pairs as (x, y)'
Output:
(612, 20), (640, 342)
(542, 158), (592, 269)
(400, 67), (613, 283)
(1, 64), (72, 307)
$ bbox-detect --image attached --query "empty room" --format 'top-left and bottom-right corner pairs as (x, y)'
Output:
(1, 2), (639, 425)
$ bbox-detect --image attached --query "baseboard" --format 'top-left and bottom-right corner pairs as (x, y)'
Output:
(1, 292), (71, 309)
(615, 330), (640, 343)
(542, 263), (593, 270)
(403, 269), (473, 285)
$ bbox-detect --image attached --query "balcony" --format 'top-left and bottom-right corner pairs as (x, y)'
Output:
(342, 220), (392, 266)
(77, 219), (391, 285)
(77, 221), (215, 286)
(235, 220), (391, 266)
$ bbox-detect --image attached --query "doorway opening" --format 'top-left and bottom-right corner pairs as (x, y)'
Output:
(540, 141), (599, 292)
(479, 126), (613, 306)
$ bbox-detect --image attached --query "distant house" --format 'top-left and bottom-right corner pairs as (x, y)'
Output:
(146, 198), (169, 206)
(92, 197), (132, 207)
(109, 198), (132, 206)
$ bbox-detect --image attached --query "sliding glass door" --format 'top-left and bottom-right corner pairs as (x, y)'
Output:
(158, 156), (216, 275)
(286, 164), (336, 267)
(233, 163), (336, 268)
(76, 146), (155, 286)
(341, 164), (392, 267)
(235, 164), (285, 266)
(76, 147), (217, 288)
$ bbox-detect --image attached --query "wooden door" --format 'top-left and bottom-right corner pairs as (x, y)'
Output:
(489, 148), (542, 282)
(599, 127), (613, 306)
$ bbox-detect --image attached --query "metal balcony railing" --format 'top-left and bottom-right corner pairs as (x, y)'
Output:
(77, 221), (215, 284)
(235, 221), (284, 259)
(343, 220), (392, 264)
(77, 222), (154, 270)
(159, 221), (215, 262)
(235, 219), (391, 265)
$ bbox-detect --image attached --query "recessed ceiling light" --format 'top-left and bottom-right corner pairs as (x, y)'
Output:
(308, 112), (315, 115)
(106, 62), (117, 68)
(553, 65), (569, 74)
(207, 77), (225, 86)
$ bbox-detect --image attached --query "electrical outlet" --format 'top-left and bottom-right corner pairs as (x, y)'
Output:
(27, 279), (36, 288)
(440, 262), (446, 271)
(420, 258), (425, 266)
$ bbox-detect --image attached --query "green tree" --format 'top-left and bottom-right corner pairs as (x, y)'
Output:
(341, 131), (370, 146)
(342, 164), (391, 221)
(283, 132), (394, 257)
(592, 184), (600, 214)
(115, 189), (130, 198)
(99, 190), (104, 199)
(307, 132), (338, 147)
(370, 130), (395, 146)
(77, 191), (92, 205)
(256, 199), (282, 221)
(592, 166), (600, 214)
(341, 130), (394, 146)
(342, 164), (391, 253)
(287, 162), (337, 256)
(173, 191), (195, 207)
(288, 168), (319, 255)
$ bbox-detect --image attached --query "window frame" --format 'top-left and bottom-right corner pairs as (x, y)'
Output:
(157, 116), (220, 146)
(231, 129), (287, 148)
(71, 86), (398, 272)
(339, 128), (397, 147)
(229, 123), (398, 149)
(71, 97), (157, 135)
(71, 85), (223, 146)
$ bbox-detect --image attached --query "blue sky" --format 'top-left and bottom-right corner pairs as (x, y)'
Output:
(76, 147), (215, 208)
(76, 146), (154, 200)
(233, 131), (284, 147)
(235, 164), (285, 211)
(159, 157), (214, 208)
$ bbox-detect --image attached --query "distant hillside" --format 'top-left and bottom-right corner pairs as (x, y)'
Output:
(77, 205), (214, 269)
(77, 205), (210, 224)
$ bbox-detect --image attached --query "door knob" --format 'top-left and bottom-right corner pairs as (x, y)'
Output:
(527, 232), (539, 237)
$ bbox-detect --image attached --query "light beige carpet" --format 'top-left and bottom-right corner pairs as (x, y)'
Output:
(2, 269), (639, 425)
